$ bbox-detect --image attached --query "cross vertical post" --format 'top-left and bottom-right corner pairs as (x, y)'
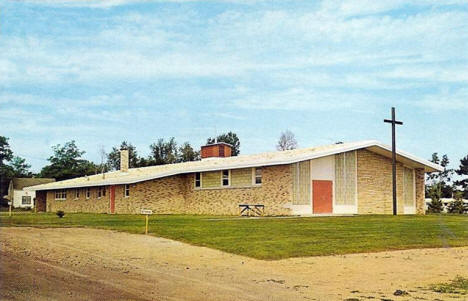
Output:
(384, 107), (403, 215)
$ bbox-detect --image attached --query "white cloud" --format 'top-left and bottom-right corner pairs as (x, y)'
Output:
(232, 88), (370, 111)
(1, 2), (467, 87)
(415, 88), (468, 111)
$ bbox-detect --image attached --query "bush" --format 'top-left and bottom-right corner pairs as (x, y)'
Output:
(447, 194), (466, 214)
(56, 210), (65, 218)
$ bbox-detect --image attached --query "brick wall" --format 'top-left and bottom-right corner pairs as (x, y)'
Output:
(45, 164), (293, 216)
(357, 149), (425, 215)
(47, 187), (109, 213)
(44, 152), (426, 216)
(415, 168), (426, 214)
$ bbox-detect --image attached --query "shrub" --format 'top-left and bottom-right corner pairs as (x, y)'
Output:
(56, 210), (65, 218)
(447, 192), (466, 214)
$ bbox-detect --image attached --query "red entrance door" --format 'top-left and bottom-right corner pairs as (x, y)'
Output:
(109, 185), (115, 214)
(313, 180), (333, 214)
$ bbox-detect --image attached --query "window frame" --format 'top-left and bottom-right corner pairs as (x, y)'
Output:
(194, 172), (202, 188)
(221, 170), (230, 187)
(124, 184), (130, 197)
(75, 189), (80, 199)
(55, 189), (67, 200)
(22, 195), (32, 205)
(253, 167), (262, 185)
(97, 187), (102, 199)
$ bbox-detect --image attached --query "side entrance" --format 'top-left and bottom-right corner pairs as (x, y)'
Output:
(109, 185), (115, 214)
(35, 190), (47, 212)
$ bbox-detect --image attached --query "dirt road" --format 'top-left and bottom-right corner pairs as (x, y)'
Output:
(1, 227), (466, 300)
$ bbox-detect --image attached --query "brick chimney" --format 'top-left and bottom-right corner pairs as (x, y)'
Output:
(120, 148), (129, 172)
(201, 142), (232, 159)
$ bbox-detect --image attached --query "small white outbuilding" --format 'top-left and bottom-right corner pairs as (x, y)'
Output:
(5, 178), (55, 209)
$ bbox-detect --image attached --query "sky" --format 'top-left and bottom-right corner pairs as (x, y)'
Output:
(1, 0), (467, 173)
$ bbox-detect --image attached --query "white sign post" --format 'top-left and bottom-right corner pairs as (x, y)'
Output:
(140, 209), (153, 234)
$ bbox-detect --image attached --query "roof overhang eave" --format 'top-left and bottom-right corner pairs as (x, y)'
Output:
(26, 141), (443, 191)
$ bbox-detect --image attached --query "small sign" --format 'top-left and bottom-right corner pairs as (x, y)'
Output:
(140, 209), (153, 215)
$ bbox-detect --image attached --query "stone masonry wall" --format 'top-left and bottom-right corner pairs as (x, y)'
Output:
(415, 168), (426, 214)
(45, 164), (293, 216)
(184, 164), (293, 215)
(357, 149), (425, 215)
(47, 187), (109, 213)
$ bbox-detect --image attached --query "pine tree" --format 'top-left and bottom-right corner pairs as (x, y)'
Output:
(456, 155), (468, 199)
(446, 191), (466, 214)
(427, 183), (443, 213)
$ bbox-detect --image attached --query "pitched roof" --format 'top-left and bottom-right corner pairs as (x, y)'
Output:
(12, 178), (55, 190)
(25, 140), (442, 191)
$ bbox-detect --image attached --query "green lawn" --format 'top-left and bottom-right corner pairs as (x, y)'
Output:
(1, 212), (467, 260)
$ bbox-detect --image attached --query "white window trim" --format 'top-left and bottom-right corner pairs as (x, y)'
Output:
(252, 167), (262, 186)
(124, 184), (130, 198)
(22, 196), (32, 205)
(194, 172), (202, 189)
(55, 189), (67, 201)
(75, 189), (80, 200)
(221, 170), (231, 187)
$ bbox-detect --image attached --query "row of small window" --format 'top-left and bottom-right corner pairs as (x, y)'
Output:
(194, 168), (262, 188)
(54, 185), (130, 200)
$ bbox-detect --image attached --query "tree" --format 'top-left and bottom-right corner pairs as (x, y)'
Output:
(0, 136), (14, 199)
(427, 153), (454, 198)
(276, 130), (298, 151)
(207, 131), (240, 156)
(40, 141), (96, 181)
(149, 138), (178, 165)
(9, 156), (32, 177)
(455, 154), (468, 199)
(446, 191), (466, 214)
(0, 136), (13, 166)
(178, 142), (200, 162)
(107, 141), (140, 170)
(427, 183), (443, 213)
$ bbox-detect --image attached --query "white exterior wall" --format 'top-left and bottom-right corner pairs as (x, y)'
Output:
(311, 156), (336, 213)
(13, 189), (36, 208)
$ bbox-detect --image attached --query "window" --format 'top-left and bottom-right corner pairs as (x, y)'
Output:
(86, 187), (90, 199)
(22, 196), (32, 205)
(97, 186), (106, 198)
(124, 184), (130, 197)
(75, 189), (80, 199)
(55, 189), (67, 200)
(195, 172), (201, 188)
(254, 168), (262, 185)
(222, 170), (230, 186)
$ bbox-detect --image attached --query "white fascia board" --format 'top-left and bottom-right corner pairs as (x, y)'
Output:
(26, 140), (442, 191)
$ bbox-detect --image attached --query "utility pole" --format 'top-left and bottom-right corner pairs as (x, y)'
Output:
(384, 107), (403, 215)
